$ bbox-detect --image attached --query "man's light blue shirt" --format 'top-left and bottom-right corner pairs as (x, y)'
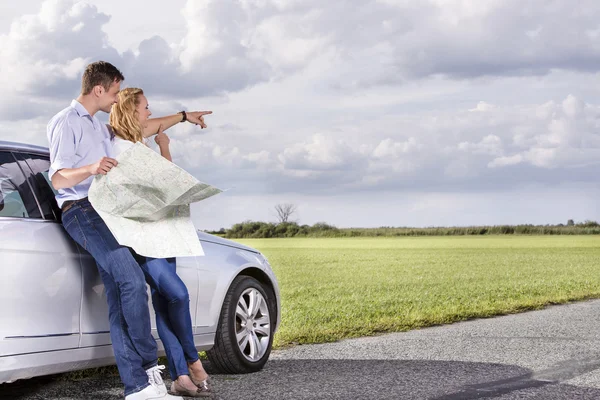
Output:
(47, 100), (114, 207)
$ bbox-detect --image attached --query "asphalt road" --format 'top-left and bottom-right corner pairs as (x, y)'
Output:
(5, 299), (600, 399)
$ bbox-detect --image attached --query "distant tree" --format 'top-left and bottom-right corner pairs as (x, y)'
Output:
(567, 219), (575, 226)
(274, 203), (297, 224)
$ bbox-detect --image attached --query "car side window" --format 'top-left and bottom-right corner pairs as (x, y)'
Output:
(13, 152), (60, 221)
(0, 151), (42, 219)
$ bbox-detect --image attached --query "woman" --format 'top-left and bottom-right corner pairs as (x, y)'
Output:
(108, 87), (211, 398)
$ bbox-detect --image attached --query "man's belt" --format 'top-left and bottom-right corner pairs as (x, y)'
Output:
(61, 197), (88, 213)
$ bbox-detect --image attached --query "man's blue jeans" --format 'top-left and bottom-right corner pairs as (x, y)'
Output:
(61, 199), (157, 396)
(133, 255), (200, 380)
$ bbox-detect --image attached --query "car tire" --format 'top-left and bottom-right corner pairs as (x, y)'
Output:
(207, 275), (275, 373)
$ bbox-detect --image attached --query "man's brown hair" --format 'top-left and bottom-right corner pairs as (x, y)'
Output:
(81, 61), (125, 95)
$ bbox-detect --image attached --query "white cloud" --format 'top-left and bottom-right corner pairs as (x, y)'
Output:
(0, 0), (279, 103)
(469, 102), (495, 112)
(148, 92), (600, 197)
(457, 135), (502, 156)
(373, 138), (420, 158)
(0, 0), (116, 96)
(5, 0), (600, 105)
(488, 154), (523, 168)
(278, 134), (362, 171)
(2, 0), (600, 226)
(562, 94), (585, 117)
(283, 0), (600, 89)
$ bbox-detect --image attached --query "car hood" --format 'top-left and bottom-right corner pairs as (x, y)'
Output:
(197, 231), (259, 254)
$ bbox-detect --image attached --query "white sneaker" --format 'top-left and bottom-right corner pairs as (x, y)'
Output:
(146, 365), (168, 395)
(125, 384), (184, 400)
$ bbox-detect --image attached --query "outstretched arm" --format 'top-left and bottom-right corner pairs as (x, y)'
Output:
(143, 111), (213, 138)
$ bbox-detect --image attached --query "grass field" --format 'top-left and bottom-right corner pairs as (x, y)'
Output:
(235, 236), (600, 348)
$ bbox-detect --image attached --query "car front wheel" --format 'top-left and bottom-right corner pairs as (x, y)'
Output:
(207, 275), (275, 373)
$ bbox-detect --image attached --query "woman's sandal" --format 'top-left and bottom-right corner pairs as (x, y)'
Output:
(170, 379), (211, 398)
(190, 375), (212, 391)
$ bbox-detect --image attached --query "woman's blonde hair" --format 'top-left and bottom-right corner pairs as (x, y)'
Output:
(109, 87), (145, 143)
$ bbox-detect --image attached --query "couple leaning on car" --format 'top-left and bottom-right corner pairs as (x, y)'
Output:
(47, 61), (213, 400)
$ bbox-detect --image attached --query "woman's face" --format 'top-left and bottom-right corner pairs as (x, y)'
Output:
(136, 94), (152, 127)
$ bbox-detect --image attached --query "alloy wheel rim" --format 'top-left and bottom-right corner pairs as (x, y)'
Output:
(235, 288), (271, 361)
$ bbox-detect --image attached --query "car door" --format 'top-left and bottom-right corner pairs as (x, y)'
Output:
(17, 155), (114, 348)
(0, 150), (81, 356)
(78, 250), (112, 347)
(79, 251), (201, 347)
(78, 237), (200, 346)
(17, 153), (200, 348)
(16, 151), (115, 349)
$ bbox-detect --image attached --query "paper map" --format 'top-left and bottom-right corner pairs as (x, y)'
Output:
(88, 142), (222, 258)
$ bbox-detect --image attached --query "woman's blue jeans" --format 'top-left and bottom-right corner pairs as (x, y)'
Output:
(61, 199), (156, 396)
(133, 254), (200, 380)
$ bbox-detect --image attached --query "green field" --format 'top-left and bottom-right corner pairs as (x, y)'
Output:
(236, 236), (600, 348)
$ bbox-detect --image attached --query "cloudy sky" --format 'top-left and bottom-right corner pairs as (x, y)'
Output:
(1, 0), (599, 230)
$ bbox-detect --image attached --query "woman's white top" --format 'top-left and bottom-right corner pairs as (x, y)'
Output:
(112, 136), (149, 158)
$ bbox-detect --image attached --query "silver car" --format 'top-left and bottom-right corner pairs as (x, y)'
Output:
(0, 140), (280, 384)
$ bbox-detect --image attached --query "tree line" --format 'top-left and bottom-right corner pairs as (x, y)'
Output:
(200, 203), (600, 238)
(204, 220), (600, 239)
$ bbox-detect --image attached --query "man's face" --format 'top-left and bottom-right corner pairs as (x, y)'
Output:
(98, 80), (121, 113)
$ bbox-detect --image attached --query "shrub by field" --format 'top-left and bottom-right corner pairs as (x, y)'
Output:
(219, 220), (600, 238)
(236, 236), (600, 348)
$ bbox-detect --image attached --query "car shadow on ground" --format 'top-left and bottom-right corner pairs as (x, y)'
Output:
(3, 358), (600, 399)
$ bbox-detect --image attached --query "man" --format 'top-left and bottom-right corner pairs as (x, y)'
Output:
(47, 61), (211, 400)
